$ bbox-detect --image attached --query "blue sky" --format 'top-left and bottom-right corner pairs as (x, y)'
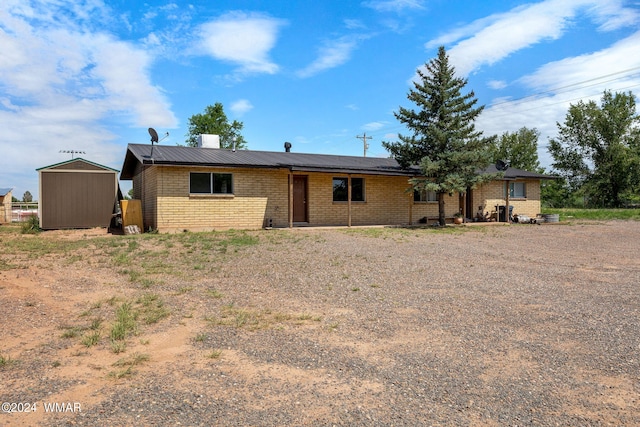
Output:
(1, 0), (640, 200)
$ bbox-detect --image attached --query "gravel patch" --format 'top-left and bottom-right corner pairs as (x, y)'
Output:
(1, 221), (638, 426)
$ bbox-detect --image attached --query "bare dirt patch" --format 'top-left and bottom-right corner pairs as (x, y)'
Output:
(1, 222), (639, 426)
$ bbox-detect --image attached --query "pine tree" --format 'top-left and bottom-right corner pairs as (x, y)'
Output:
(383, 46), (494, 225)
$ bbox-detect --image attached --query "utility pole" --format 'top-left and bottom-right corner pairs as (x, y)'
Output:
(356, 133), (372, 157)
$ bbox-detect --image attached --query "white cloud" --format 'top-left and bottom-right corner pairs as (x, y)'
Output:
(230, 99), (254, 116)
(487, 80), (508, 90)
(0, 0), (177, 200)
(363, 0), (426, 13)
(477, 30), (640, 169)
(427, 0), (640, 76)
(519, 30), (640, 92)
(362, 121), (387, 131)
(296, 35), (366, 78)
(198, 12), (285, 76)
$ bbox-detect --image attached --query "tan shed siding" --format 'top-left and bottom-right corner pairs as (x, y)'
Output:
(40, 171), (116, 229)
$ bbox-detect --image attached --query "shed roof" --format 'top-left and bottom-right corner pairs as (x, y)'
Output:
(0, 188), (13, 197)
(120, 143), (557, 181)
(37, 158), (119, 172)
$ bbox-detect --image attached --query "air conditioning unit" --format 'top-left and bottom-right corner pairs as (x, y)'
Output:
(197, 134), (220, 149)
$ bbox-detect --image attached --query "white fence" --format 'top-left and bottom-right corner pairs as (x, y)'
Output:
(11, 203), (38, 222)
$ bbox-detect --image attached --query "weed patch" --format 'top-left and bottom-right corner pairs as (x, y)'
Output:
(108, 353), (150, 379)
(0, 353), (17, 368)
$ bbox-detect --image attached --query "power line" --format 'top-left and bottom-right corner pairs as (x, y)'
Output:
(487, 66), (640, 109)
(335, 67), (640, 149)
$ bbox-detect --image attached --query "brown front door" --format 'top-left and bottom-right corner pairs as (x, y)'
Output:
(293, 176), (308, 222)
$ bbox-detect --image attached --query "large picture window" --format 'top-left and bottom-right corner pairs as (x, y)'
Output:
(190, 172), (233, 194)
(333, 177), (365, 202)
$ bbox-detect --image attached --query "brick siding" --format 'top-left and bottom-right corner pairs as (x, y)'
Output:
(132, 166), (542, 231)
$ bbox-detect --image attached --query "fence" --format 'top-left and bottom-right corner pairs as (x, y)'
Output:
(11, 202), (38, 222)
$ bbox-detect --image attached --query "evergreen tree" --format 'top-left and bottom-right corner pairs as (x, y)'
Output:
(548, 90), (640, 207)
(383, 46), (494, 225)
(185, 103), (247, 149)
(22, 191), (33, 203)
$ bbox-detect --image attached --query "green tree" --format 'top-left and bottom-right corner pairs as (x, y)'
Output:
(383, 46), (494, 225)
(185, 103), (247, 149)
(548, 90), (640, 207)
(22, 191), (33, 203)
(490, 127), (541, 172)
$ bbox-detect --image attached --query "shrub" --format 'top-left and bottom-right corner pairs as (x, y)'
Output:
(21, 215), (41, 234)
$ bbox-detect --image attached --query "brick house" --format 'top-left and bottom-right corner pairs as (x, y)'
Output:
(120, 142), (553, 231)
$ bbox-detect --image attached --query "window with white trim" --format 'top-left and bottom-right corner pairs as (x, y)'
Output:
(190, 172), (233, 194)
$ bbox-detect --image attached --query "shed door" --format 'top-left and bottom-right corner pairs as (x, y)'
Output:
(293, 176), (308, 223)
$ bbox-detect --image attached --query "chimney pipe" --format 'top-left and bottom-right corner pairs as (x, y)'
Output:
(284, 141), (292, 152)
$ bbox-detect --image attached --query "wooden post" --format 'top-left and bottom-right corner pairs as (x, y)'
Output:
(347, 175), (352, 227)
(505, 181), (510, 223)
(408, 185), (413, 225)
(288, 172), (293, 228)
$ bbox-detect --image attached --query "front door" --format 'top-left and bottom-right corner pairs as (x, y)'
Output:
(293, 176), (308, 222)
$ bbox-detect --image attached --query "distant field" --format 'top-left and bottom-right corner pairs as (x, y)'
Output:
(542, 207), (640, 221)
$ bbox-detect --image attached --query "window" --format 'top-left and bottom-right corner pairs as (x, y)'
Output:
(414, 189), (437, 202)
(190, 172), (233, 194)
(332, 177), (365, 202)
(510, 182), (526, 198)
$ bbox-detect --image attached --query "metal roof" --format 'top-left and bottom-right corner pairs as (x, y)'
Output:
(120, 144), (418, 180)
(36, 158), (119, 172)
(483, 164), (558, 180)
(0, 188), (13, 197)
(120, 143), (557, 181)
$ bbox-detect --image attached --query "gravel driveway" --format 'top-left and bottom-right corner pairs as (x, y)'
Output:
(1, 221), (639, 426)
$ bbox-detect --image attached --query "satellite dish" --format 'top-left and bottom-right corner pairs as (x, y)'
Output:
(148, 128), (159, 144)
(496, 159), (509, 171)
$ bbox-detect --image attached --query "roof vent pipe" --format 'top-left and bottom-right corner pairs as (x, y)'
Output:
(284, 141), (292, 152)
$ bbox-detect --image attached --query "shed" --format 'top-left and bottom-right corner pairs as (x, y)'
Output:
(0, 188), (12, 224)
(37, 158), (119, 230)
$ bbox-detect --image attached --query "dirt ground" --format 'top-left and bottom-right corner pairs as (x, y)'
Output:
(0, 221), (639, 426)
